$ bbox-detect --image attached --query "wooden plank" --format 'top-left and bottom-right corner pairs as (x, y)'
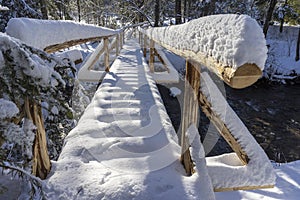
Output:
(44, 35), (113, 53)
(143, 34), (147, 57)
(214, 184), (274, 192)
(116, 34), (120, 56)
(140, 31), (262, 89)
(198, 90), (249, 165)
(149, 39), (155, 72)
(181, 60), (201, 176)
(104, 37), (110, 72)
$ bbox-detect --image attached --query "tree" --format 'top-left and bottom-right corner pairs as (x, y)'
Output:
(175, 0), (181, 24)
(154, 0), (160, 27)
(263, 0), (278, 37)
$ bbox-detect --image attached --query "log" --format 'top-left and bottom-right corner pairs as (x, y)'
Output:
(180, 60), (201, 175)
(139, 14), (266, 89)
(140, 38), (262, 89)
(214, 184), (274, 192)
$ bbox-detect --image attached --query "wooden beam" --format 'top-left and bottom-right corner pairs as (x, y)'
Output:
(44, 35), (113, 53)
(140, 32), (262, 89)
(181, 60), (201, 176)
(198, 90), (249, 165)
(104, 37), (110, 72)
(149, 39), (155, 72)
(116, 34), (120, 56)
(143, 34), (147, 57)
(214, 184), (274, 192)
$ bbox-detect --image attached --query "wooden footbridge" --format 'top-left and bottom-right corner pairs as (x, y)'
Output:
(6, 16), (276, 199)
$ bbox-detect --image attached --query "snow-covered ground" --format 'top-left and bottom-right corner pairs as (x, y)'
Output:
(264, 25), (300, 80)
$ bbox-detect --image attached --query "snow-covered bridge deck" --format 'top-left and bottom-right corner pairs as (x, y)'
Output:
(46, 39), (215, 199)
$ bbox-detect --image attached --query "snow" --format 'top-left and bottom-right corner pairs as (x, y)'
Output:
(0, 5), (9, 11)
(0, 99), (19, 119)
(0, 32), (65, 88)
(169, 87), (181, 97)
(5, 18), (119, 50)
(45, 39), (215, 199)
(142, 14), (267, 70)
(215, 161), (300, 200)
(201, 71), (276, 189)
(55, 49), (83, 63)
(265, 26), (300, 79)
(149, 45), (179, 83)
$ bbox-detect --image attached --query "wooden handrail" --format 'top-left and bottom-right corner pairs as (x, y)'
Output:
(138, 20), (265, 89)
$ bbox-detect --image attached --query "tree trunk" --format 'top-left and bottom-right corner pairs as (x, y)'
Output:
(77, 0), (81, 22)
(175, 0), (181, 24)
(39, 0), (48, 19)
(154, 0), (160, 27)
(183, 0), (187, 23)
(296, 28), (300, 61)
(263, 0), (277, 37)
(24, 98), (51, 180)
(279, 0), (288, 33)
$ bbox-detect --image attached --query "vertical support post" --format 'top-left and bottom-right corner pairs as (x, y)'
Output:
(143, 34), (147, 57)
(181, 60), (201, 176)
(116, 34), (120, 56)
(120, 32), (123, 49)
(104, 37), (110, 72)
(149, 39), (155, 73)
(139, 31), (142, 45)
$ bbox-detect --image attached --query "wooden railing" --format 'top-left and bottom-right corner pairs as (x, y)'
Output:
(138, 26), (257, 175)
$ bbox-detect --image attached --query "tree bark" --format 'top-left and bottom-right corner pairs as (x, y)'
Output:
(263, 0), (277, 37)
(24, 98), (51, 180)
(154, 0), (160, 27)
(175, 0), (182, 24)
(296, 28), (300, 61)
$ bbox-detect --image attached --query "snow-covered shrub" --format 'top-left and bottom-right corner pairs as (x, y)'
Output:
(0, 33), (75, 170)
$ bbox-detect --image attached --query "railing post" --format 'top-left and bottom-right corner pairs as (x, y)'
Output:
(104, 37), (110, 72)
(181, 60), (201, 176)
(139, 31), (142, 45)
(149, 39), (155, 73)
(143, 34), (147, 57)
(116, 34), (120, 56)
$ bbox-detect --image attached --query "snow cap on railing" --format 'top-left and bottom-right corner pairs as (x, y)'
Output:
(142, 14), (267, 71)
(5, 18), (119, 50)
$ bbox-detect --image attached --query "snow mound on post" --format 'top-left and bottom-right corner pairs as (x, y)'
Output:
(144, 14), (267, 70)
(5, 18), (118, 50)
